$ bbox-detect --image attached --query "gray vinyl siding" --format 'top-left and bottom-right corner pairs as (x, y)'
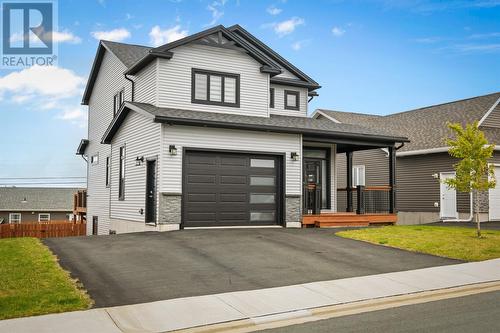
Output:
(134, 59), (158, 104)
(275, 68), (299, 80)
(156, 44), (269, 117)
(481, 101), (500, 128)
(161, 125), (302, 196)
(336, 149), (389, 211)
(86, 50), (131, 235)
(269, 84), (307, 117)
(110, 111), (161, 222)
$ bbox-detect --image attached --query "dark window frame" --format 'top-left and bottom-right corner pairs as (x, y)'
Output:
(118, 145), (126, 200)
(270, 87), (275, 108)
(113, 88), (125, 116)
(105, 156), (110, 188)
(284, 90), (300, 111)
(191, 68), (240, 108)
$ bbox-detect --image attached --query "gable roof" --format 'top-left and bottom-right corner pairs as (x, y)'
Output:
(126, 25), (282, 76)
(316, 92), (500, 153)
(228, 24), (320, 89)
(0, 187), (81, 211)
(102, 102), (408, 149)
(81, 40), (151, 105)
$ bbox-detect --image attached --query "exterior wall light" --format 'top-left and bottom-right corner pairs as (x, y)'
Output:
(432, 173), (439, 179)
(291, 152), (299, 161)
(169, 145), (178, 156)
(135, 156), (144, 166)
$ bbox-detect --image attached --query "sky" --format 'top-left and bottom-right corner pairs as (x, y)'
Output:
(0, 0), (499, 186)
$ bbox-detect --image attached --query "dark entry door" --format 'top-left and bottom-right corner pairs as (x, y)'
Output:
(304, 159), (322, 213)
(145, 160), (157, 224)
(183, 151), (281, 227)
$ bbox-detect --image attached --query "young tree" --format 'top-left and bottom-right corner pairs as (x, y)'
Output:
(444, 121), (496, 237)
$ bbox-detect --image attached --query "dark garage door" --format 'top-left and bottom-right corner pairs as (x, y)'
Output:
(183, 150), (281, 227)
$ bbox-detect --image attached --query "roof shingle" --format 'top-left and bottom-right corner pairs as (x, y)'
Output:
(0, 187), (81, 211)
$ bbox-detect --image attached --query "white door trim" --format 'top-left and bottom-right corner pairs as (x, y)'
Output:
(440, 172), (458, 219)
(488, 164), (500, 221)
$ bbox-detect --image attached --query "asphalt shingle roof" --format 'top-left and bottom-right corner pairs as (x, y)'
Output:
(101, 40), (151, 68)
(0, 187), (81, 211)
(317, 92), (500, 152)
(126, 102), (408, 142)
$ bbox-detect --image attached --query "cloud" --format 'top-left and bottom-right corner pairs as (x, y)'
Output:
(331, 26), (345, 37)
(450, 43), (500, 53)
(270, 17), (304, 37)
(414, 36), (442, 43)
(9, 30), (81, 44)
(91, 28), (131, 42)
(267, 6), (282, 15)
(206, 0), (227, 26)
(149, 25), (188, 47)
(468, 32), (500, 39)
(291, 39), (309, 51)
(0, 65), (85, 98)
(55, 107), (88, 128)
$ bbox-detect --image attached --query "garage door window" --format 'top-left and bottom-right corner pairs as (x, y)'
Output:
(250, 193), (275, 204)
(250, 159), (274, 168)
(250, 176), (275, 186)
(250, 211), (275, 221)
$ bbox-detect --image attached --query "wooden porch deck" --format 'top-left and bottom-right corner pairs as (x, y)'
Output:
(302, 212), (397, 228)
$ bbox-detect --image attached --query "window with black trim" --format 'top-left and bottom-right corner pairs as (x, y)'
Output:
(284, 90), (300, 110)
(105, 156), (110, 187)
(192, 69), (240, 107)
(270, 88), (275, 108)
(119, 146), (125, 200)
(113, 88), (125, 115)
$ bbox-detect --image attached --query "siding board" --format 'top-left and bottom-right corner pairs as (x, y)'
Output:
(269, 84), (307, 117)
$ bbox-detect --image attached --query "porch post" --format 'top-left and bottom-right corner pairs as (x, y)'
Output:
(388, 146), (396, 214)
(346, 151), (353, 212)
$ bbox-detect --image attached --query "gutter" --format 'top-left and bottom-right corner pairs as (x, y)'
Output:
(397, 145), (500, 157)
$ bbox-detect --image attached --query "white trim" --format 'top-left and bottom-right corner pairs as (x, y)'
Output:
(311, 110), (341, 123)
(488, 163), (500, 221)
(398, 145), (500, 157)
(478, 97), (500, 127)
(352, 165), (366, 186)
(9, 213), (21, 224)
(38, 213), (51, 222)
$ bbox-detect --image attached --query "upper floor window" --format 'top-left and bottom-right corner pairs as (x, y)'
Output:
(284, 90), (300, 111)
(353, 165), (366, 186)
(105, 156), (110, 187)
(114, 88), (125, 115)
(269, 88), (275, 108)
(191, 69), (240, 107)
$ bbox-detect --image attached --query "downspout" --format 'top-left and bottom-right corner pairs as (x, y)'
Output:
(308, 95), (315, 103)
(125, 74), (135, 102)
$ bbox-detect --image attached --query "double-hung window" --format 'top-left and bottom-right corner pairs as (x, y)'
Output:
(192, 69), (240, 107)
(38, 213), (50, 222)
(119, 146), (126, 200)
(353, 165), (366, 186)
(269, 88), (275, 108)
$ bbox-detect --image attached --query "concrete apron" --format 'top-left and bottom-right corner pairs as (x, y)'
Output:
(1, 259), (500, 333)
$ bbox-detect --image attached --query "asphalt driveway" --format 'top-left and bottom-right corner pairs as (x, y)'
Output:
(43, 228), (460, 308)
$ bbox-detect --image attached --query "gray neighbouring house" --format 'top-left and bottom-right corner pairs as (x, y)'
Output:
(0, 187), (79, 223)
(77, 25), (408, 235)
(313, 92), (500, 225)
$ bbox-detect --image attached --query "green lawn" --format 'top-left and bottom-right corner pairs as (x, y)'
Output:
(337, 225), (500, 262)
(0, 238), (92, 320)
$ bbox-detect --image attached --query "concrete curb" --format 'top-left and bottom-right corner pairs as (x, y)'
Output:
(1, 259), (499, 333)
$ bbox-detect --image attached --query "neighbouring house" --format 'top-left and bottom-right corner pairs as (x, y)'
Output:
(313, 92), (500, 224)
(0, 187), (81, 223)
(77, 24), (408, 235)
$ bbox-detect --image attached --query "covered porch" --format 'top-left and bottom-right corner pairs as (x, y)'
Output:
(301, 135), (401, 228)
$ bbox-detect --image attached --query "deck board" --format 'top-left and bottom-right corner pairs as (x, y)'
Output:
(302, 213), (397, 228)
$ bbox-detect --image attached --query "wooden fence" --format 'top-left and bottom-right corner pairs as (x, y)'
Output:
(0, 221), (86, 239)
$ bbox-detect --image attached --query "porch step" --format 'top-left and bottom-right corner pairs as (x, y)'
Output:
(314, 220), (369, 228)
(303, 213), (397, 228)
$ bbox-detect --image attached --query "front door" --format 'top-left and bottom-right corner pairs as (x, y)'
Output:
(145, 160), (157, 224)
(304, 159), (322, 214)
(440, 172), (458, 219)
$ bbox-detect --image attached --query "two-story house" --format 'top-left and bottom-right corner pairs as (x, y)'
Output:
(78, 25), (407, 235)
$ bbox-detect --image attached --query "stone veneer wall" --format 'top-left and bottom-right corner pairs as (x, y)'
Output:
(286, 195), (301, 225)
(159, 193), (182, 225)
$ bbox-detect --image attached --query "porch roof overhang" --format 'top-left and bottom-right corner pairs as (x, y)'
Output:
(76, 139), (89, 155)
(102, 102), (409, 147)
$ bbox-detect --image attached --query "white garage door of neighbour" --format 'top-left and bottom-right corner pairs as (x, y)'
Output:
(489, 165), (500, 221)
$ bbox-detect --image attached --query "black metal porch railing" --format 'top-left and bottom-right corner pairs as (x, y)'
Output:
(337, 186), (391, 214)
